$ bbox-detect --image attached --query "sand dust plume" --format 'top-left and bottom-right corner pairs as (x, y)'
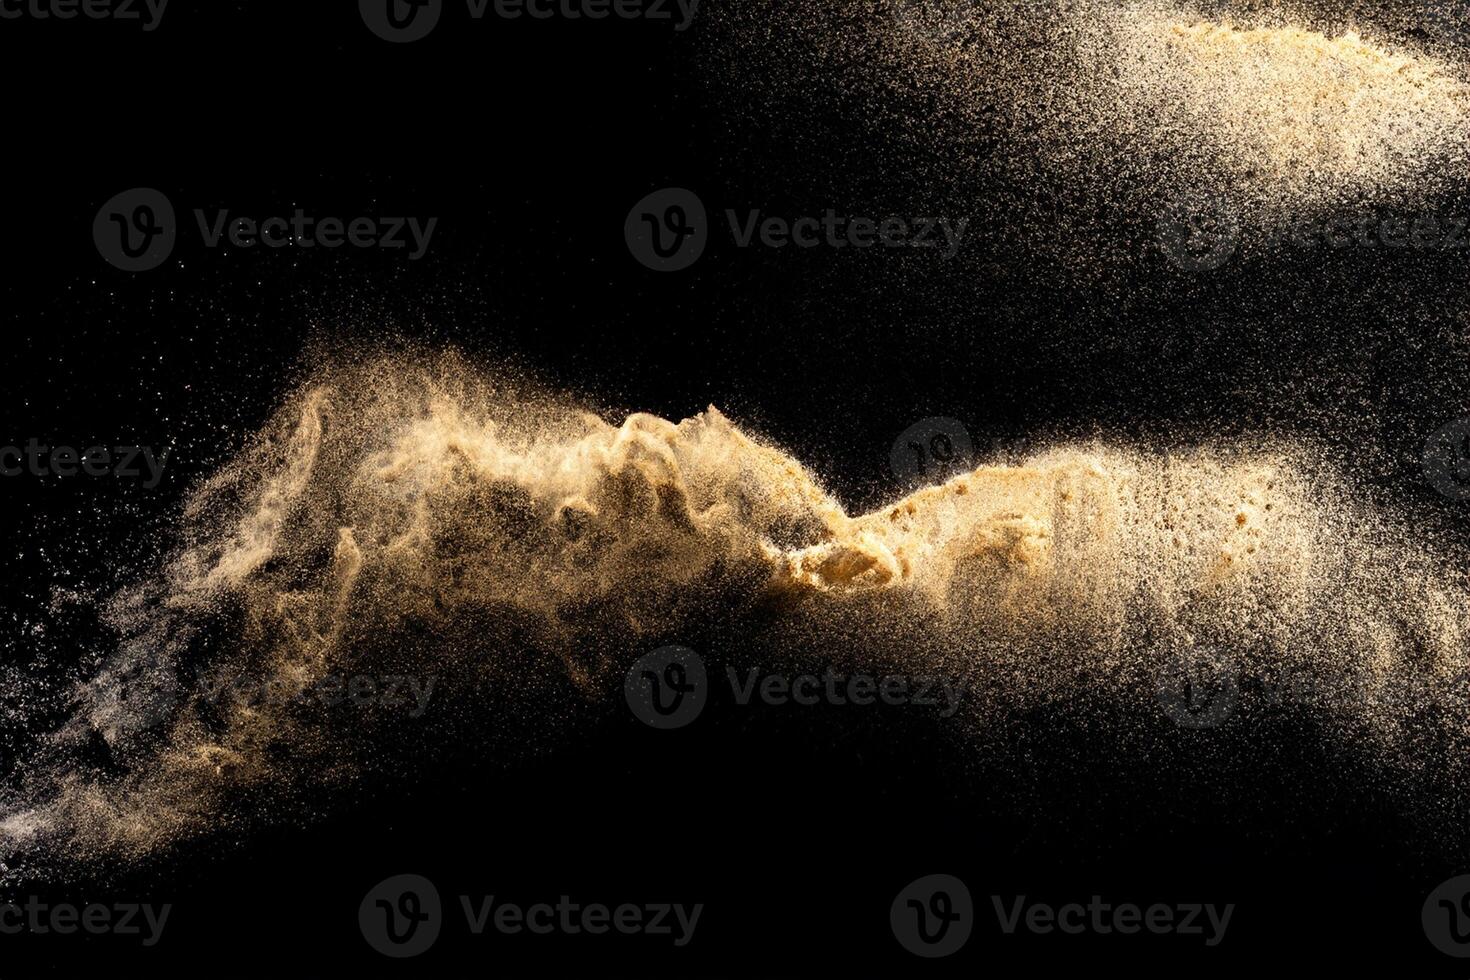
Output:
(0, 351), (1466, 880)
(891, 1), (1470, 214)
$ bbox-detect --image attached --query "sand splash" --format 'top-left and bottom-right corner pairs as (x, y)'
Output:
(0, 351), (1465, 877)
(882, 1), (1470, 209)
(1089, 10), (1470, 206)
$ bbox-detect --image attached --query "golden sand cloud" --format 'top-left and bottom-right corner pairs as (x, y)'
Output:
(1, 351), (1465, 876)
(881, 1), (1470, 209)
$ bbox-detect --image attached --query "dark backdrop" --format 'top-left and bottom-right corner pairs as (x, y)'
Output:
(0, 0), (1466, 975)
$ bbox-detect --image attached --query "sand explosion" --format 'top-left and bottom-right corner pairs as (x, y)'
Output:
(1091, 10), (1470, 206)
(881, 1), (1470, 209)
(1, 351), (1466, 879)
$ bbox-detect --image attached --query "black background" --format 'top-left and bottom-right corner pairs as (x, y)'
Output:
(1, 0), (1468, 975)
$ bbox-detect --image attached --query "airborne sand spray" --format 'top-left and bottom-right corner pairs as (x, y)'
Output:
(4, 0), (1470, 885)
(698, 0), (1470, 282)
(891, 0), (1470, 208)
(0, 349), (1466, 880)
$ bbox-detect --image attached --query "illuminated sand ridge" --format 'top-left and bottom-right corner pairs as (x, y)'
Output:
(0, 352), (1466, 875)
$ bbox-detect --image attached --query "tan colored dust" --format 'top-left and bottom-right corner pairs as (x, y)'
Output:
(1099, 11), (1470, 205)
(1, 351), (1466, 871)
(886, 1), (1470, 210)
